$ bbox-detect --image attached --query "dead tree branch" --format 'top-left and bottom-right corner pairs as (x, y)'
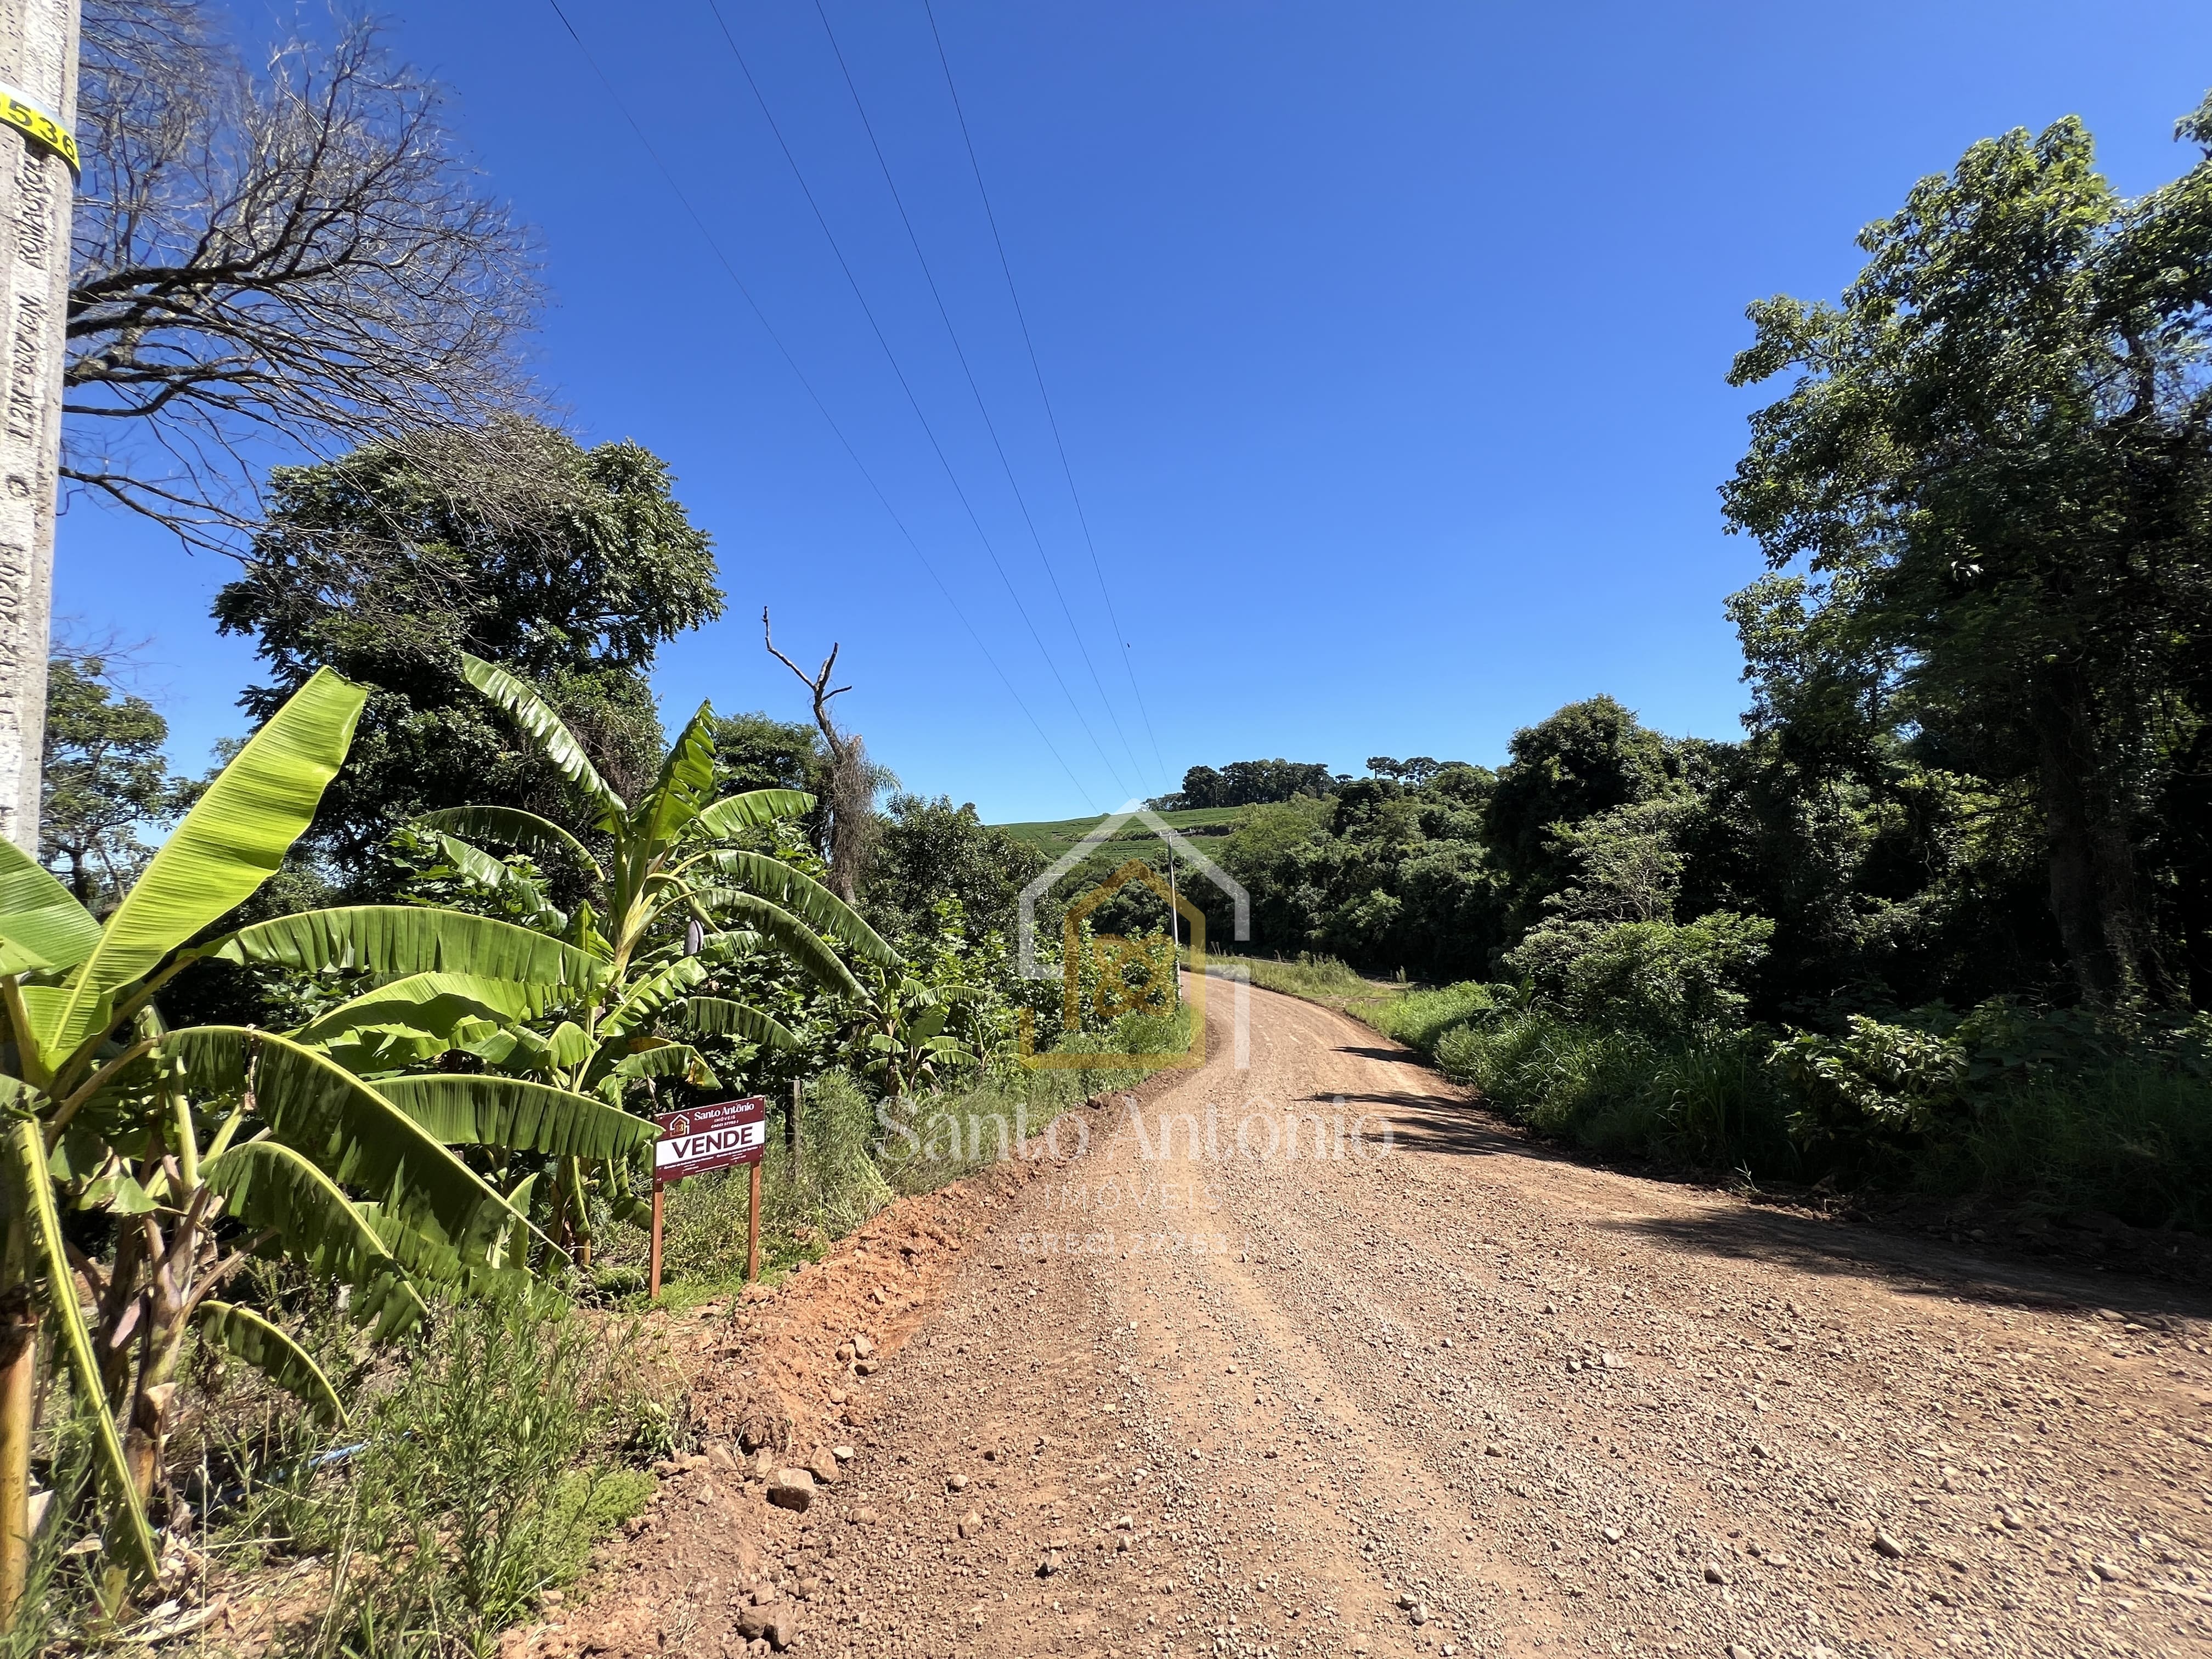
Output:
(763, 608), (877, 903)
(66, 2), (541, 551)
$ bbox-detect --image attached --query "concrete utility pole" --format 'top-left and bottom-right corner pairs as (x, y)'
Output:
(0, 0), (77, 857)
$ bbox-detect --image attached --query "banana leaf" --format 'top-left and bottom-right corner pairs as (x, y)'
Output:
(596, 1039), (720, 1091)
(0, 837), (99, 974)
(684, 996), (800, 1050)
(200, 1139), (430, 1331)
(679, 888), (859, 997)
(428, 834), (564, 927)
(376, 1074), (656, 1159)
(197, 1302), (349, 1425)
(218, 907), (604, 993)
(686, 848), (896, 966)
(290, 972), (551, 1049)
(628, 702), (718, 850)
(600, 955), (711, 1037)
(36, 668), (366, 1065)
(417, 805), (601, 881)
(459, 653), (623, 820)
(685, 788), (816, 842)
(162, 1029), (540, 1259)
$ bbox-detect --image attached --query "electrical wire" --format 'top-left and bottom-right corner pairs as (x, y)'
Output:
(920, 0), (1172, 790)
(540, 0), (1098, 807)
(701, 0), (1136, 805)
(809, 0), (1148, 792)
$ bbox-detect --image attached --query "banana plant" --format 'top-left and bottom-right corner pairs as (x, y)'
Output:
(418, 654), (898, 1250)
(0, 668), (650, 1626)
(850, 969), (985, 1098)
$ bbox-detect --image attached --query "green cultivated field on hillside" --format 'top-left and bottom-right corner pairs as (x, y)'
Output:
(997, 805), (1243, 863)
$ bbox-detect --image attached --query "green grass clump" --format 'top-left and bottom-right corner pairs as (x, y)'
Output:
(317, 1290), (668, 1656)
(1371, 979), (1499, 1051)
(1201, 952), (1405, 1020)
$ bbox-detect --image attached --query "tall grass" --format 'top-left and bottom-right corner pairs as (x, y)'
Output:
(0, 1403), (100, 1658)
(1427, 1011), (1792, 1170)
(1913, 1063), (2212, 1230)
(1200, 952), (1403, 1019)
(315, 1291), (664, 1657)
(1328, 975), (2212, 1226)
(1372, 980), (1500, 1052)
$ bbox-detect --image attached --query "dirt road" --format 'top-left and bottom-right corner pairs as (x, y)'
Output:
(554, 981), (2212, 1659)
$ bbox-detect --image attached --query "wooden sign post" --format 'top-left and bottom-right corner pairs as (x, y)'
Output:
(650, 1096), (768, 1300)
(748, 1161), (761, 1282)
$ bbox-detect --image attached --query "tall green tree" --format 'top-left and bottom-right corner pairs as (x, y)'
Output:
(869, 795), (1045, 944)
(39, 657), (193, 910)
(1722, 98), (2212, 1007)
(1483, 697), (1681, 936)
(213, 419), (723, 881)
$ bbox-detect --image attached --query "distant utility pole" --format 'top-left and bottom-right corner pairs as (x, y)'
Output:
(0, 0), (78, 856)
(1158, 827), (1179, 953)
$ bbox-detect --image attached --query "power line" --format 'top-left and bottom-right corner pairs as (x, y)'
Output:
(920, 0), (1172, 791)
(539, 0), (1097, 807)
(809, 0), (1148, 791)
(701, 0), (1136, 805)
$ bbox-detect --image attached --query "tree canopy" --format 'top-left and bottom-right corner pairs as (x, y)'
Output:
(213, 420), (722, 881)
(39, 654), (194, 909)
(1159, 758), (1342, 810)
(1722, 97), (2212, 1006)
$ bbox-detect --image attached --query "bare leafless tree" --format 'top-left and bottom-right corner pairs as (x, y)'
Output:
(763, 608), (884, 904)
(64, 1), (541, 550)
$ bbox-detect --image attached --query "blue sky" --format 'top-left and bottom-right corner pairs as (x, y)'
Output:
(59, 0), (2212, 821)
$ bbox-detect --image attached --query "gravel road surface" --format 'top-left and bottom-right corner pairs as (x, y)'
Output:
(545, 980), (2212, 1659)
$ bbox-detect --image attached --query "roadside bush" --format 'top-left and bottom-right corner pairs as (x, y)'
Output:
(1764, 1001), (2212, 1224)
(322, 1290), (664, 1657)
(1373, 980), (1505, 1052)
(1506, 911), (1773, 1034)
(1771, 1014), (1969, 1157)
(1916, 1062), (2212, 1230)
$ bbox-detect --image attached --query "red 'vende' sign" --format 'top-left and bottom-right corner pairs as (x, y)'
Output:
(653, 1096), (768, 1185)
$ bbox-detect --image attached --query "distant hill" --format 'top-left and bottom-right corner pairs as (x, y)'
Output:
(996, 805), (1243, 864)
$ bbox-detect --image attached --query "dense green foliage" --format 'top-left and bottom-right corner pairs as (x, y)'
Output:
(39, 655), (194, 910)
(1722, 99), (2212, 1009)
(213, 420), (723, 882)
(868, 794), (1046, 944)
(1156, 759), (1341, 810)
(1165, 103), (2212, 1222)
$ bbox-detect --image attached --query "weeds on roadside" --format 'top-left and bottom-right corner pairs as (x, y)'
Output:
(605, 1010), (1197, 1293)
(1201, 951), (1403, 1019)
(0, 1404), (100, 1659)
(309, 1289), (664, 1658)
(1356, 974), (2211, 1227)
